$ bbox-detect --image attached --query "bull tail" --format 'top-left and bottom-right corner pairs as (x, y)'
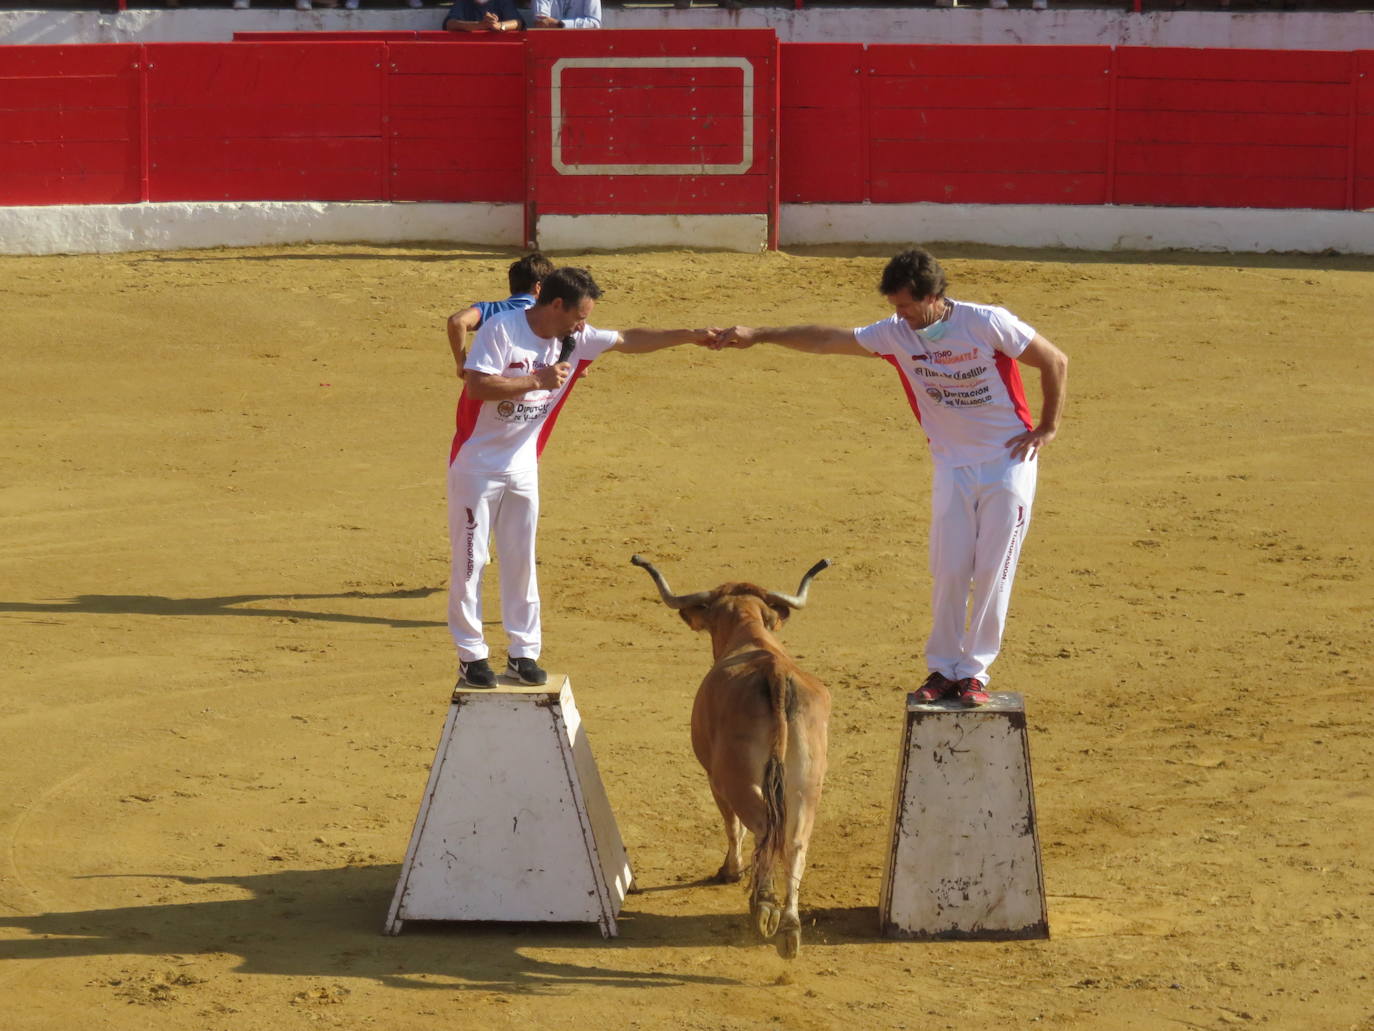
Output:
(749, 664), (792, 898)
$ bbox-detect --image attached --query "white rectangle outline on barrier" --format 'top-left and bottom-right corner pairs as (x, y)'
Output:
(549, 57), (754, 176)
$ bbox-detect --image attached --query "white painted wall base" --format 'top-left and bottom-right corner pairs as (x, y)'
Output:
(537, 212), (768, 253)
(384, 676), (634, 937)
(3, 199), (1371, 255)
(780, 202), (1374, 255)
(879, 691), (1048, 940)
(0, 200), (520, 255)
(2, 6), (1371, 51)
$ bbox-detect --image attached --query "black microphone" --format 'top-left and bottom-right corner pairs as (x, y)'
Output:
(558, 334), (576, 364)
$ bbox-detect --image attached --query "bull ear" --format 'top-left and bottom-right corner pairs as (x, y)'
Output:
(678, 605), (709, 632)
(764, 602), (790, 629)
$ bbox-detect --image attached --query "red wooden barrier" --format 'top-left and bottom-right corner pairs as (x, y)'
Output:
(1113, 47), (1353, 210)
(387, 40), (525, 203)
(0, 44), (142, 205)
(2, 38), (1373, 218)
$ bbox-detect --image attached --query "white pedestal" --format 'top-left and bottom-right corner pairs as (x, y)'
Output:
(879, 691), (1048, 940)
(383, 675), (634, 938)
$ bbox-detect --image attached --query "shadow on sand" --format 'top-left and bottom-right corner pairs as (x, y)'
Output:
(0, 865), (881, 993)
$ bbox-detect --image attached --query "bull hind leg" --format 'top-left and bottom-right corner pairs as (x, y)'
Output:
(776, 796), (820, 958)
(708, 785), (745, 884)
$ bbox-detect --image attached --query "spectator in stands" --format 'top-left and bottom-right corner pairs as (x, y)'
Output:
(529, 0), (602, 29)
(443, 0), (526, 32)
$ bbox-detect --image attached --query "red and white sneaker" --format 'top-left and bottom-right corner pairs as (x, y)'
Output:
(955, 677), (990, 707)
(913, 671), (956, 702)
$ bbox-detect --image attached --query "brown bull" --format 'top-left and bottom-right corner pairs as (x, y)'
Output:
(630, 554), (832, 959)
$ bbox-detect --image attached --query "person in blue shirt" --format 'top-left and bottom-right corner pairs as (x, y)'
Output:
(447, 253), (556, 379)
(529, 0), (601, 29)
(442, 0), (525, 32)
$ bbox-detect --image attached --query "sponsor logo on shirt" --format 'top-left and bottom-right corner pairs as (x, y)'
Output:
(494, 398), (556, 423)
(930, 349), (978, 365)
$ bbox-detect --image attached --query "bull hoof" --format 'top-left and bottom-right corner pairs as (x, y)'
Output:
(777, 914), (801, 959)
(778, 927), (800, 959)
(753, 897), (781, 939)
(712, 866), (742, 884)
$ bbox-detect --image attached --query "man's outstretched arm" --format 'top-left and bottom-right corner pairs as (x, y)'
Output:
(611, 327), (720, 354)
(715, 324), (871, 357)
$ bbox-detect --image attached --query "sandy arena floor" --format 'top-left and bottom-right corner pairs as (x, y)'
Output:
(1, 243), (1371, 1030)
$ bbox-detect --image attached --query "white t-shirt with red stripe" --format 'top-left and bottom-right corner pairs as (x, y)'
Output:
(854, 300), (1036, 468)
(450, 308), (620, 473)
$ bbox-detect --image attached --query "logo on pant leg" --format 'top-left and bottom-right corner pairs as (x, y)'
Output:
(464, 508), (477, 581)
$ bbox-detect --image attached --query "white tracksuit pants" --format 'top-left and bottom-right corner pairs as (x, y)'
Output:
(925, 453), (1037, 686)
(447, 465), (541, 663)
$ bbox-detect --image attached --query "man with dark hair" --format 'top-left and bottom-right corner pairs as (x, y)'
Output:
(448, 266), (716, 689)
(447, 253), (556, 379)
(442, 0), (524, 32)
(717, 247), (1068, 706)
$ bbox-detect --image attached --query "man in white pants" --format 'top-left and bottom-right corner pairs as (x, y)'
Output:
(449, 266), (715, 688)
(717, 248), (1068, 706)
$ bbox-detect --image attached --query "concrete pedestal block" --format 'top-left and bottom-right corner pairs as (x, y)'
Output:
(879, 691), (1048, 940)
(384, 675), (634, 938)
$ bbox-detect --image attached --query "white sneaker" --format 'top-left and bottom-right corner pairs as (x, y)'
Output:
(989, 0), (1009, 8)
(344, 0), (359, 7)
(295, 0), (311, 9)
(1032, 0), (1047, 8)
(232, 0), (249, 7)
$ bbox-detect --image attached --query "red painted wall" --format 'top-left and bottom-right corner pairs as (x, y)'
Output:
(1, 36), (1370, 212)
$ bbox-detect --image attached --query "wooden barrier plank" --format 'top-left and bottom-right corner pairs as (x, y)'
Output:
(1, 139), (136, 175)
(886, 108), (1109, 144)
(869, 75), (1111, 111)
(391, 136), (523, 173)
(0, 76), (140, 113)
(1115, 174), (1346, 208)
(150, 136), (382, 171)
(1116, 142), (1347, 180)
(1116, 47), (1354, 83)
(390, 168), (525, 203)
(0, 43), (139, 78)
(387, 38), (524, 75)
(867, 44), (1110, 79)
(146, 42), (385, 107)
(872, 138), (1107, 174)
(0, 106), (139, 145)
(149, 105), (382, 140)
(1117, 78), (1351, 116)
(388, 74), (522, 110)
(150, 166), (385, 202)
(0, 171), (140, 205)
(870, 170), (1107, 205)
(387, 109), (521, 141)
(1116, 110), (1347, 147)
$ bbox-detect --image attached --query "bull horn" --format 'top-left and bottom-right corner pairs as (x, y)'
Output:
(763, 558), (831, 610)
(630, 554), (713, 610)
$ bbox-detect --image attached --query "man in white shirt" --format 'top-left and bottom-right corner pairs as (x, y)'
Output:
(450, 266), (713, 688)
(716, 248), (1068, 706)
(529, 0), (601, 29)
